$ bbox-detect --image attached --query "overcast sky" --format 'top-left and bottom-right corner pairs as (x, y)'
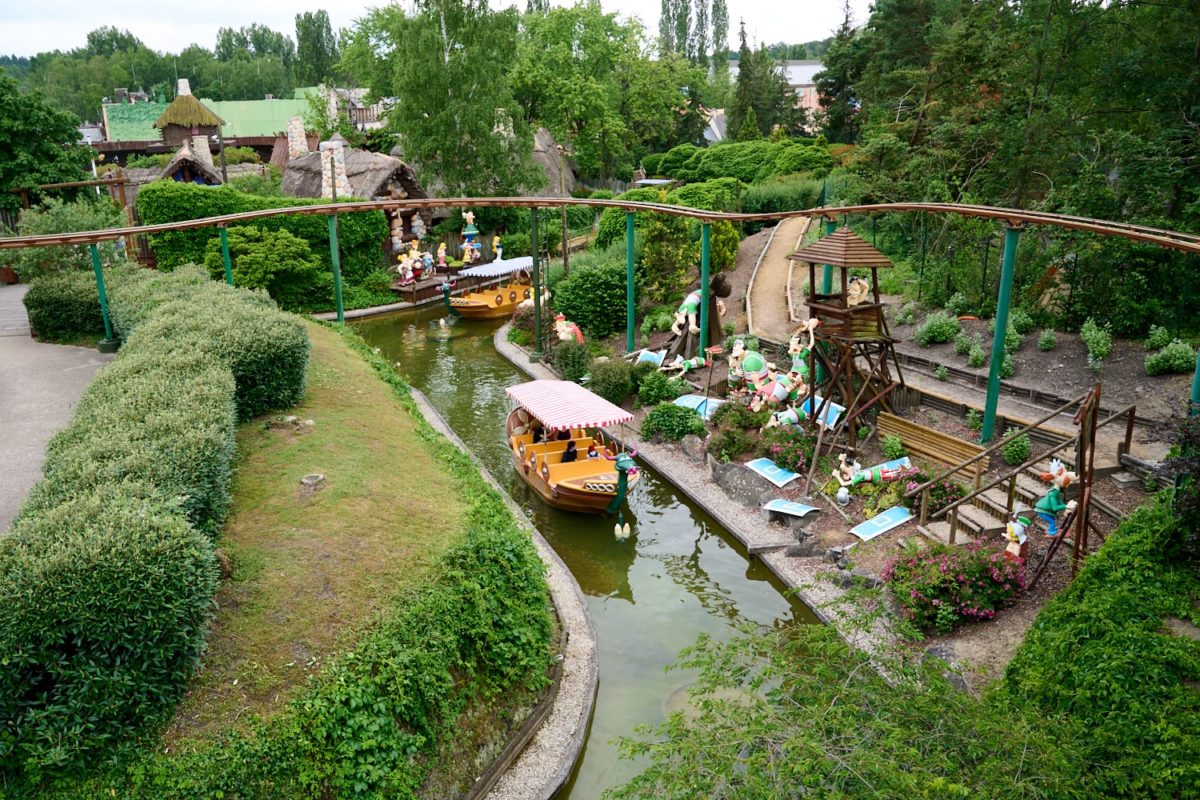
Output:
(2, 0), (872, 58)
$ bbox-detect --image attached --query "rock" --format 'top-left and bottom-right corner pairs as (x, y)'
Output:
(302, 419), (315, 427)
(786, 539), (823, 558)
(850, 568), (882, 589)
(1110, 471), (1139, 489)
(300, 473), (326, 489)
(711, 461), (777, 508)
(835, 557), (849, 569)
(680, 434), (706, 461)
(823, 546), (847, 563)
(924, 643), (969, 692)
(283, 415), (299, 424)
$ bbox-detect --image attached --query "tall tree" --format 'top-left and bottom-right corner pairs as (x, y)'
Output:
(814, 2), (864, 143)
(690, 0), (709, 70)
(295, 10), (339, 85)
(672, 0), (691, 61)
(525, 0), (549, 13)
(659, 0), (674, 54)
(342, 0), (540, 195)
(0, 71), (90, 211)
(710, 0), (729, 99)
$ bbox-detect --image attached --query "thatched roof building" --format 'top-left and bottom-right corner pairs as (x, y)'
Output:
(154, 79), (224, 147)
(282, 144), (425, 203)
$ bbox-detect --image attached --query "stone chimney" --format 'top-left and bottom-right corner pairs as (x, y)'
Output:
(177, 78), (192, 96)
(318, 138), (353, 199)
(191, 134), (214, 169)
(286, 116), (309, 159)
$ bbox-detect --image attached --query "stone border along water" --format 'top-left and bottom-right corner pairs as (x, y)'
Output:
(492, 323), (904, 666)
(407, 388), (599, 800)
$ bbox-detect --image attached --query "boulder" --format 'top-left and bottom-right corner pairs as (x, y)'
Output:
(680, 434), (706, 461)
(711, 461), (777, 508)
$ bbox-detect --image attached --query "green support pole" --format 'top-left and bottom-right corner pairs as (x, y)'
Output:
(1190, 349), (1200, 415)
(821, 217), (837, 294)
(981, 225), (1023, 441)
(219, 226), (234, 286)
(699, 221), (711, 351)
(327, 214), (345, 324)
(531, 208), (543, 359)
(625, 212), (635, 353)
(89, 243), (115, 346)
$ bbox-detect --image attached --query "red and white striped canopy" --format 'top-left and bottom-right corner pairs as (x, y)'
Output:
(506, 380), (633, 431)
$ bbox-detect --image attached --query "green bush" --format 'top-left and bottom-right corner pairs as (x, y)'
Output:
(639, 306), (675, 336)
(711, 400), (769, 430)
(893, 301), (918, 326)
(552, 261), (631, 338)
(641, 402), (706, 442)
(510, 301), (555, 336)
(136, 181), (387, 284)
(1009, 307), (1035, 335)
(1001, 429), (1031, 466)
(913, 311), (960, 346)
(1145, 339), (1196, 376)
(944, 291), (971, 316)
(4, 197), (124, 279)
(0, 487), (219, 777)
(966, 408), (983, 432)
(884, 542), (1025, 634)
(664, 140), (833, 184)
(999, 353), (1016, 379)
(105, 263), (212, 337)
(21, 270), (104, 341)
(1080, 318), (1112, 373)
(121, 291), (309, 420)
(708, 425), (755, 462)
(967, 343), (985, 368)
(935, 364), (948, 381)
(741, 175), (822, 231)
(202, 226), (329, 311)
(1145, 324), (1172, 350)
(1003, 327), (1023, 354)
(637, 370), (687, 406)
(1037, 328), (1057, 351)
(588, 358), (634, 404)
(641, 152), (665, 176)
(952, 331), (973, 356)
(658, 143), (700, 176)
(552, 340), (590, 382)
(882, 434), (907, 460)
(758, 425), (814, 473)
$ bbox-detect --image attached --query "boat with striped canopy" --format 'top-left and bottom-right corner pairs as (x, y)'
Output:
(443, 257), (539, 319)
(505, 380), (640, 514)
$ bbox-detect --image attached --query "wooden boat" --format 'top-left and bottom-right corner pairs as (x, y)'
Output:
(444, 256), (537, 320)
(505, 380), (640, 514)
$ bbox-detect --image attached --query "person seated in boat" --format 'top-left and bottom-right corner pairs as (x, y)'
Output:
(586, 442), (600, 459)
(557, 428), (572, 441)
(561, 441), (579, 463)
(532, 425), (546, 444)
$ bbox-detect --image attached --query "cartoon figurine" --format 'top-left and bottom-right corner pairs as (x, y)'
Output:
(788, 318), (820, 378)
(554, 313), (584, 344)
(437, 242), (447, 267)
(422, 251), (434, 274)
(846, 277), (872, 307)
(1004, 503), (1033, 560)
(749, 371), (807, 412)
(761, 405), (806, 430)
(832, 453), (915, 488)
(727, 339), (774, 393)
(463, 211), (476, 226)
(660, 354), (707, 374)
(1035, 458), (1078, 537)
(493, 235), (503, 261)
(671, 289), (703, 336)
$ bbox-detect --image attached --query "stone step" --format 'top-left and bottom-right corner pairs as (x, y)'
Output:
(918, 520), (976, 546)
(953, 501), (1006, 536)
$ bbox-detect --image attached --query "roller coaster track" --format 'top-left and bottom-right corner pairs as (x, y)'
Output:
(0, 197), (1197, 253)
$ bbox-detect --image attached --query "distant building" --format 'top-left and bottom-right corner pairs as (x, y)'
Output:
(153, 79), (223, 148)
(720, 59), (824, 137)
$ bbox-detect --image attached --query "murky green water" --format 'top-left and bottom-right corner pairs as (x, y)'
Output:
(354, 307), (815, 799)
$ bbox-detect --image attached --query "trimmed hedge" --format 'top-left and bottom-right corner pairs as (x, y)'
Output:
(136, 181), (388, 284)
(21, 270), (104, 341)
(0, 489), (220, 777)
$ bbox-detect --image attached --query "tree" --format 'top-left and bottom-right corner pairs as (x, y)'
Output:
(295, 10), (339, 85)
(735, 106), (761, 140)
(815, 2), (864, 143)
(690, 0), (709, 70)
(728, 22), (800, 139)
(710, 0), (729, 102)
(0, 71), (91, 212)
(343, 0), (540, 196)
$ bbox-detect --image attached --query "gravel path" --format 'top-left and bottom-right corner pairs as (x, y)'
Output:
(748, 216), (811, 342)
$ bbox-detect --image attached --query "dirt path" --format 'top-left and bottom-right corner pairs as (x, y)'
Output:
(748, 216), (811, 342)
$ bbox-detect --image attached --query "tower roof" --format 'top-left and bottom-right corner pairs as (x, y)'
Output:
(789, 226), (894, 268)
(153, 93), (224, 129)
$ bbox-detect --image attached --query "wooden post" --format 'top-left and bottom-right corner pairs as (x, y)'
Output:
(1119, 407), (1135, 460)
(949, 505), (959, 545)
(920, 488), (929, 525)
(1006, 473), (1017, 515)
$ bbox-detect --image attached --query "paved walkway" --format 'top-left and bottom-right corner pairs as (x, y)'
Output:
(0, 284), (112, 531)
(747, 216), (811, 343)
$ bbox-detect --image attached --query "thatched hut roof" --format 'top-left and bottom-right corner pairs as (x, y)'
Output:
(154, 94), (224, 129)
(282, 146), (427, 203)
(161, 140), (223, 185)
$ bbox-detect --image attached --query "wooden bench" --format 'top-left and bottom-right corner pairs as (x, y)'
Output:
(877, 412), (988, 487)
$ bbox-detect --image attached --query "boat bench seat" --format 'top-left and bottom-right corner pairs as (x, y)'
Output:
(523, 436), (594, 465)
(546, 459), (618, 486)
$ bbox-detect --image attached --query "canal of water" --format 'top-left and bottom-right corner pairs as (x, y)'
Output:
(354, 307), (816, 798)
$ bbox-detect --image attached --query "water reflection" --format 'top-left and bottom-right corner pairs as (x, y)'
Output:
(353, 306), (815, 799)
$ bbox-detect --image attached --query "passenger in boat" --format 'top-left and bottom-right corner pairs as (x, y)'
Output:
(532, 425), (546, 444)
(561, 441), (579, 463)
(586, 443), (599, 459)
(557, 428), (572, 441)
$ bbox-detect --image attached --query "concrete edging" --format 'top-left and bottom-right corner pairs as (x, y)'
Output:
(406, 388), (598, 800)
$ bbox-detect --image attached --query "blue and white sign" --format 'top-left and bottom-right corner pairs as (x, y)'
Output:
(763, 499), (819, 518)
(800, 394), (845, 429)
(634, 349), (667, 367)
(849, 505), (913, 541)
(674, 393), (726, 421)
(746, 457), (801, 488)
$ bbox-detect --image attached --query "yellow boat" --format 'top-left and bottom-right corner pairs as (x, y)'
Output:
(505, 380), (640, 514)
(443, 257), (536, 320)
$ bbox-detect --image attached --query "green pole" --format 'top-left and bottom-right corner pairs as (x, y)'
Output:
(89, 243), (114, 344)
(625, 212), (635, 353)
(981, 225), (1022, 441)
(1190, 349), (1200, 414)
(327, 214), (345, 324)
(532, 208), (543, 359)
(219, 226), (234, 286)
(821, 217), (837, 294)
(699, 221), (711, 351)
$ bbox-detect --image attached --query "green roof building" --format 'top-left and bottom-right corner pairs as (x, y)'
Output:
(102, 85), (318, 142)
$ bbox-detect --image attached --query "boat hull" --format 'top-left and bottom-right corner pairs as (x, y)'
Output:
(450, 282), (534, 319)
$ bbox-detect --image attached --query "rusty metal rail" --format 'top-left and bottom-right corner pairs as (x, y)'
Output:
(1, 197), (1199, 253)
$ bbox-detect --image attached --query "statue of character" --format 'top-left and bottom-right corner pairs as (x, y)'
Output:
(554, 313), (584, 344)
(437, 242), (447, 267)
(761, 405), (807, 430)
(750, 371), (807, 412)
(463, 211), (476, 226)
(788, 318), (820, 379)
(832, 453), (915, 488)
(671, 289), (703, 336)
(493, 235), (503, 261)
(660, 354), (707, 374)
(396, 254), (415, 285)
(727, 339), (773, 392)
(1035, 459), (1078, 537)
(422, 251), (434, 274)
(1005, 503), (1032, 545)
(846, 277), (872, 307)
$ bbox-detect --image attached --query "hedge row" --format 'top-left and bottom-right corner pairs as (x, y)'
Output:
(650, 139), (834, 184)
(21, 270), (104, 342)
(136, 181), (388, 284)
(24, 326), (554, 800)
(0, 267), (310, 779)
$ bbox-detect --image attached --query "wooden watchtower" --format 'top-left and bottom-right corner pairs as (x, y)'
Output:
(788, 225), (905, 449)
